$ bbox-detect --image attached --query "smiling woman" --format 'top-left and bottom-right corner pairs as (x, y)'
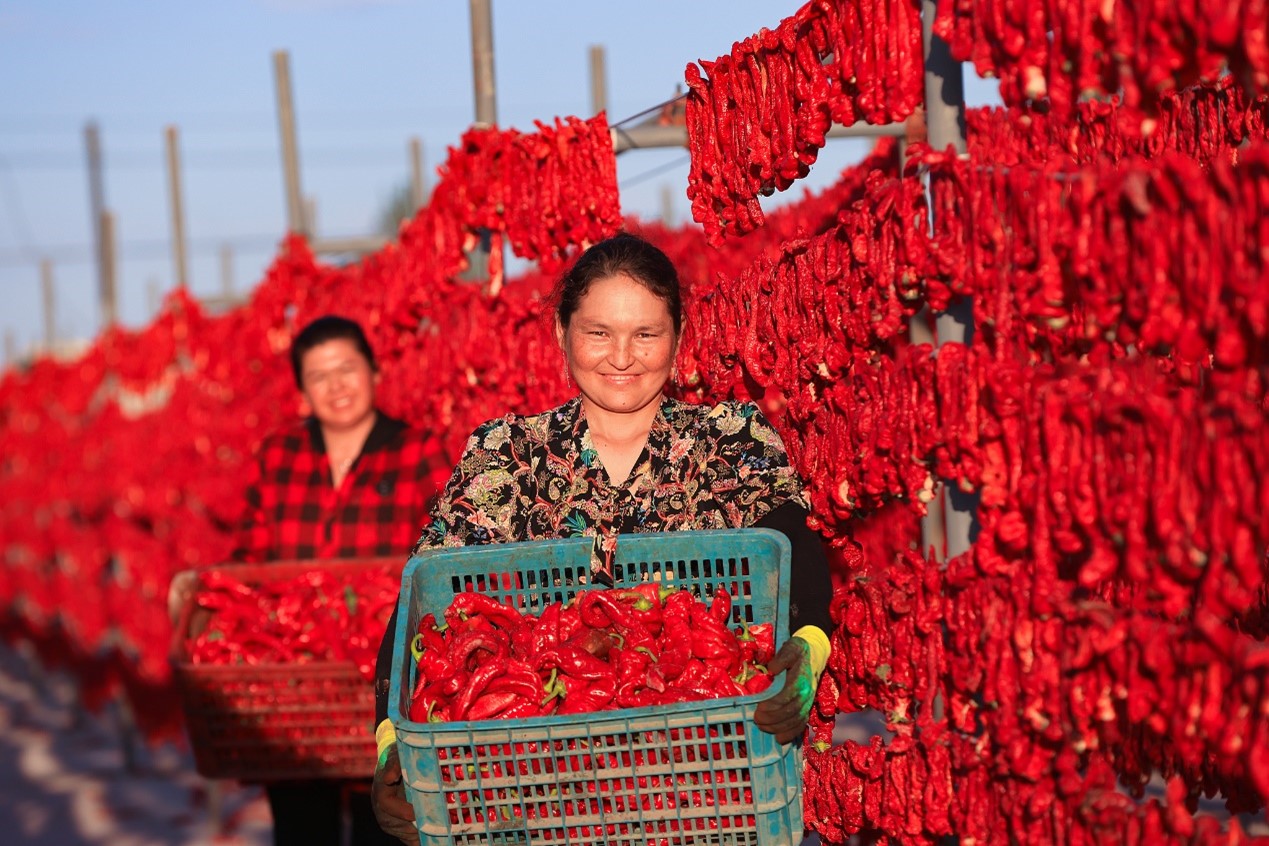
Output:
(227, 314), (450, 846)
(296, 334), (380, 485)
(555, 238), (681, 481)
(371, 231), (836, 844)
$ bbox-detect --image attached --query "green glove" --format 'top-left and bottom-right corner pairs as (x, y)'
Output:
(753, 625), (830, 744)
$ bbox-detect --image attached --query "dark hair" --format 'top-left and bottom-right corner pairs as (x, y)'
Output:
(290, 315), (377, 388)
(555, 233), (683, 335)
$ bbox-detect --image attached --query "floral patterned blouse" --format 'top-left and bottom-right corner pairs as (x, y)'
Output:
(412, 395), (808, 578)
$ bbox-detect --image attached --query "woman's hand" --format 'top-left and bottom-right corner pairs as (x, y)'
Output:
(372, 746), (420, 845)
(753, 637), (817, 743)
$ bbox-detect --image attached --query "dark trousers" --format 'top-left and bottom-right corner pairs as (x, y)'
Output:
(266, 780), (400, 846)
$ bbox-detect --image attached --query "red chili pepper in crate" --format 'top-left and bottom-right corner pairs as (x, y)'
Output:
(445, 592), (523, 632)
(747, 622), (775, 664)
(578, 589), (662, 637)
(688, 603), (741, 668)
(410, 582), (775, 722)
(413, 613), (447, 655)
(448, 629), (509, 670)
(709, 586), (732, 624)
(557, 599), (584, 642)
(535, 644), (612, 680)
(466, 690), (521, 721)
(527, 602), (561, 655)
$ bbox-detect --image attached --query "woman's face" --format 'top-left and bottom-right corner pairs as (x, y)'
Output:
(298, 338), (379, 433)
(557, 273), (678, 419)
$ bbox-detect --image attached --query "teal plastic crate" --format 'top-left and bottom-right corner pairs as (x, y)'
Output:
(388, 529), (803, 846)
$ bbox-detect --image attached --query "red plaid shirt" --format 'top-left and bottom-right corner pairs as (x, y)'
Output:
(232, 412), (450, 563)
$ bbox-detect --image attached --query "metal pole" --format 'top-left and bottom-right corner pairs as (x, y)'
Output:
(590, 45), (608, 116)
(409, 137), (427, 210)
(220, 244), (234, 299)
(922, 0), (968, 159)
(304, 196), (317, 238)
(272, 50), (307, 236)
(41, 259), (55, 351)
(4, 329), (15, 365)
(610, 119), (905, 154)
(469, 0), (497, 127)
(919, 0), (974, 562)
(84, 121), (110, 329)
(165, 125), (189, 289)
(101, 210), (118, 326)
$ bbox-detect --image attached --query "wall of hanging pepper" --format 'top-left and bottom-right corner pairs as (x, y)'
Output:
(0, 2), (1266, 843)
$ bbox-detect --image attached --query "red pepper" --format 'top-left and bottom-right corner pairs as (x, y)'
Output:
(529, 602), (562, 654)
(688, 604), (741, 668)
(748, 622), (776, 665)
(558, 600), (584, 642)
(709, 587), (733, 624)
(566, 626), (616, 658)
(445, 591), (524, 632)
(534, 645), (611, 681)
(447, 629), (509, 670)
(466, 690), (521, 721)
(577, 589), (660, 636)
(414, 613), (447, 655)
(555, 674), (617, 715)
(482, 660), (543, 700)
(451, 662), (503, 720)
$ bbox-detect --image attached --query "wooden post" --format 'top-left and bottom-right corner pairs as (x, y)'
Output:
(146, 277), (161, 317)
(165, 125), (189, 289)
(410, 137), (427, 209)
(469, 0), (497, 127)
(4, 329), (16, 365)
(84, 121), (111, 328)
(101, 210), (118, 326)
(590, 45), (608, 116)
(273, 50), (307, 236)
(41, 259), (55, 351)
(220, 244), (234, 299)
(465, 0), (498, 286)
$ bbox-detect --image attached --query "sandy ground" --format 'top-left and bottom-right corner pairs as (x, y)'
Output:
(0, 644), (271, 846)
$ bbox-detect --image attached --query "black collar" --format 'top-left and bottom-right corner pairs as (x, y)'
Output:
(305, 410), (406, 456)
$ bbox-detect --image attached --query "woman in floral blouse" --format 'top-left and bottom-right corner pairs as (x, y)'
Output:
(371, 233), (833, 844)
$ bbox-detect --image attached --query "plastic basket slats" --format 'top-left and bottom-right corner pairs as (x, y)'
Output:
(389, 529), (802, 846)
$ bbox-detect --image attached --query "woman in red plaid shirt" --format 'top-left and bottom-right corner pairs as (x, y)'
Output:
(234, 315), (448, 846)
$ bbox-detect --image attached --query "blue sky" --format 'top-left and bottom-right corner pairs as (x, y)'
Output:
(0, 0), (1001, 357)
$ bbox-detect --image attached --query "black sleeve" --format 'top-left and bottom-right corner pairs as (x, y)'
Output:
(374, 600), (400, 725)
(754, 500), (833, 636)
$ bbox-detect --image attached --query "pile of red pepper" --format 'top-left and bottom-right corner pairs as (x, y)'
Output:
(684, 0), (923, 243)
(407, 586), (775, 723)
(186, 564), (401, 680)
(966, 80), (1269, 169)
(922, 142), (1269, 383)
(933, 0), (1269, 118)
(422, 113), (621, 292)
